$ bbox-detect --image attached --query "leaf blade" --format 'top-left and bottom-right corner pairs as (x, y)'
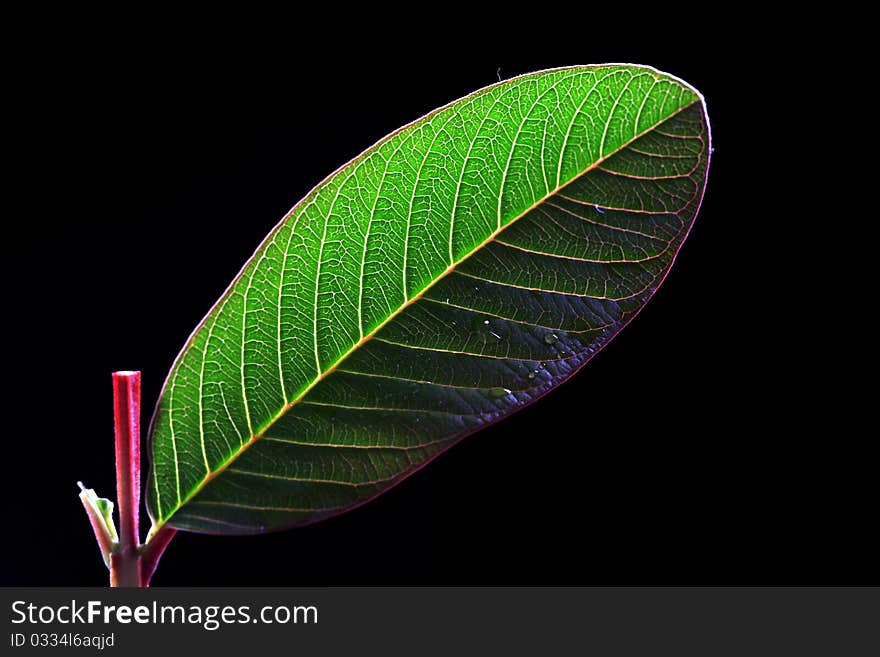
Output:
(147, 65), (710, 533)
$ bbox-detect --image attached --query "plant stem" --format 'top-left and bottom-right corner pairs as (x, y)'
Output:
(111, 371), (143, 587)
(109, 551), (141, 587)
(80, 371), (176, 586)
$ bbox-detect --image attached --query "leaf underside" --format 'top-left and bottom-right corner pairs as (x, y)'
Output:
(146, 65), (711, 534)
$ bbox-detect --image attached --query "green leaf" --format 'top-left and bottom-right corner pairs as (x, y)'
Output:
(79, 482), (119, 542)
(78, 482), (118, 565)
(146, 65), (711, 534)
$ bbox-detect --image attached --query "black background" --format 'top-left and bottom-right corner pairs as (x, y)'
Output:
(3, 33), (869, 586)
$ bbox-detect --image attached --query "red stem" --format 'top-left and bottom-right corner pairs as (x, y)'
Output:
(113, 371), (141, 557)
(80, 371), (176, 586)
(110, 371), (143, 587)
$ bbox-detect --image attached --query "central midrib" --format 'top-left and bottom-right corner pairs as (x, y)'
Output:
(153, 95), (699, 533)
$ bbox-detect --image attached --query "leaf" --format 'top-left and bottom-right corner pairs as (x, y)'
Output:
(78, 482), (118, 565)
(79, 483), (119, 543)
(146, 65), (711, 535)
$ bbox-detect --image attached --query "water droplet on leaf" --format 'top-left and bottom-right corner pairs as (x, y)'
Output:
(544, 333), (558, 345)
(489, 387), (512, 398)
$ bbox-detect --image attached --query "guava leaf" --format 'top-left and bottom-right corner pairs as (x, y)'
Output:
(146, 65), (711, 534)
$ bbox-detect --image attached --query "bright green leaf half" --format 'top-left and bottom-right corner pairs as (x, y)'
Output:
(146, 65), (711, 535)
